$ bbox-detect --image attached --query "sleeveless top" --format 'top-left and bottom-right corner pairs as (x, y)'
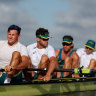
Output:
(57, 48), (74, 67)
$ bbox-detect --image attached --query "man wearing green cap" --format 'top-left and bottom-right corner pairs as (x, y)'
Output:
(76, 40), (96, 69)
(27, 28), (58, 81)
(55, 35), (79, 78)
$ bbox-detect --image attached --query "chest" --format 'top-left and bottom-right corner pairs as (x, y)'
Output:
(0, 44), (20, 60)
(60, 51), (73, 60)
(29, 48), (48, 57)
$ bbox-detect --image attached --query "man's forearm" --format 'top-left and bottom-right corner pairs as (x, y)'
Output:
(46, 57), (57, 76)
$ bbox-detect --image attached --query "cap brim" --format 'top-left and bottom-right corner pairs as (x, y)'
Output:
(40, 36), (52, 39)
(84, 45), (95, 50)
(62, 41), (72, 44)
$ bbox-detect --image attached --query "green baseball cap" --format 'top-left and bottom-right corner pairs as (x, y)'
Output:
(84, 40), (95, 50)
(62, 38), (72, 44)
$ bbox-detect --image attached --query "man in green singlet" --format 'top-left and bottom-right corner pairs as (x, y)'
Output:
(55, 35), (79, 78)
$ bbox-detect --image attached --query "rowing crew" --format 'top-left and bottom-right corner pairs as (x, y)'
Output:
(0, 25), (96, 84)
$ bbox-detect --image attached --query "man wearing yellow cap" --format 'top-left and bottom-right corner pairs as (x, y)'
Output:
(27, 28), (58, 81)
(55, 35), (79, 78)
(76, 40), (96, 69)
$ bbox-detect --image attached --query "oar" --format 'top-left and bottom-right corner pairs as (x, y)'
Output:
(24, 68), (74, 72)
(0, 68), (96, 74)
(24, 68), (96, 74)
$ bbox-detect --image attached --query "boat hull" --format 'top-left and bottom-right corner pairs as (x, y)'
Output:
(0, 81), (96, 96)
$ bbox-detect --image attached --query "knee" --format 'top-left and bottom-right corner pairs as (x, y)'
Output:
(12, 51), (21, 58)
(90, 59), (96, 64)
(40, 55), (49, 64)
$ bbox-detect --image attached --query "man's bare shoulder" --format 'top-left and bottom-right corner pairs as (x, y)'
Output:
(72, 51), (79, 59)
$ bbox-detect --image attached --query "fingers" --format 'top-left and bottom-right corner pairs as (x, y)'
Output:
(5, 65), (12, 72)
(72, 73), (80, 81)
(57, 72), (61, 78)
(39, 75), (50, 82)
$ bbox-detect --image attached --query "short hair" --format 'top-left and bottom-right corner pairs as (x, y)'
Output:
(63, 35), (73, 43)
(36, 28), (49, 36)
(8, 25), (21, 35)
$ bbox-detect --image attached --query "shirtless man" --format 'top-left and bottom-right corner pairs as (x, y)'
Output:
(27, 28), (58, 81)
(0, 25), (28, 84)
(55, 35), (79, 77)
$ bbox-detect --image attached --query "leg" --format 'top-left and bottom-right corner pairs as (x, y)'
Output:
(7, 51), (21, 78)
(23, 57), (34, 81)
(53, 60), (61, 78)
(38, 55), (49, 79)
(88, 59), (96, 69)
(63, 56), (72, 77)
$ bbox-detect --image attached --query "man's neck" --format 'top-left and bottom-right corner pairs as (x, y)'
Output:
(8, 41), (18, 46)
(37, 43), (44, 49)
(63, 49), (72, 56)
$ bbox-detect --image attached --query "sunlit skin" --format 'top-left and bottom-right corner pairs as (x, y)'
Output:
(7, 30), (20, 46)
(62, 44), (73, 56)
(4, 30), (20, 73)
(55, 43), (80, 79)
(35, 37), (57, 81)
(36, 37), (48, 49)
(85, 47), (94, 54)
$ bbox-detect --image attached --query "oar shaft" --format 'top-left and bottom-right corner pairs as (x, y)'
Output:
(24, 68), (96, 74)
(0, 68), (96, 74)
(24, 68), (74, 72)
(54, 69), (74, 72)
(24, 68), (48, 71)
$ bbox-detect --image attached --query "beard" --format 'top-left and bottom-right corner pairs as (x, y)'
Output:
(40, 43), (48, 48)
(8, 40), (18, 46)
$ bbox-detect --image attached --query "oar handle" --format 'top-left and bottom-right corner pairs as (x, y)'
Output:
(0, 69), (5, 72)
(74, 68), (96, 74)
(23, 68), (48, 71)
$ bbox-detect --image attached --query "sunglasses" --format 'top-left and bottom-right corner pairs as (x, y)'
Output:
(9, 26), (18, 30)
(40, 38), (49, 41)
(85, 47), (93, 50)
(62, 43), (71, 46)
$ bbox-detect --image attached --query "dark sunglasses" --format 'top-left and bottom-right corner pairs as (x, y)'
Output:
(40, 38), (49, 41)
(9, 25), (19, 30)
(85, 47), (92, 50)
(62, 43), (71, 46)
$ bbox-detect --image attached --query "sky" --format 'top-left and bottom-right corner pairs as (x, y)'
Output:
(0, 0), (96, 49)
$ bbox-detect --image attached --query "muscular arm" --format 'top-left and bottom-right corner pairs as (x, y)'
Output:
(72, 52), (80, 79)
(46, 56), (58, 76)
(43, 56), (58, 81)
(55, 49), (60, 69)
(72, 52), (80, 68)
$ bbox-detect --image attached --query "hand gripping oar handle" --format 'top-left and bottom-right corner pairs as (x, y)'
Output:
(0, 68), (13, 72)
